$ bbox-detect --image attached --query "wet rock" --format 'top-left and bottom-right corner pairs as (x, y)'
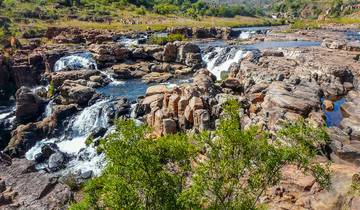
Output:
(80, 170), (93, 179)
(90, 127), (107, 139)
(59, 80), (96, 106)
(5, 103), (78, 157)
(15, 87), (45, 124)
(48, 152), (67, 172)
(34, 143), (58, 163)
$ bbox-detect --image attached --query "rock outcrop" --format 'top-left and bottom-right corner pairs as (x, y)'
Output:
(0, 154), (71, 209)
(15, 87), (46, 124)
(138, 69), (219, 136)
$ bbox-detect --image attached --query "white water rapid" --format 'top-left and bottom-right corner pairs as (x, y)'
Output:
(54, 52), (98, 71)
(203, 47), (249, 80)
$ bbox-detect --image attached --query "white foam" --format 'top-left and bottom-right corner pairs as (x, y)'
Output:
(54, 52), (97, 72)
(203, 47), (246, 80)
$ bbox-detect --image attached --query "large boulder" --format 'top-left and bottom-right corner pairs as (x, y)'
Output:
(51, 70), (100, 87)
(163, 43), (178, 62)
(15, 87), (45, 124)
(112, 62), (148, 79)
(59, 80), (96, 106)
(89, 43), (130, 67)
(177, 43), (201, 67)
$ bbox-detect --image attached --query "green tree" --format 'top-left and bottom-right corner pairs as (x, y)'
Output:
(179, 100), (331, 209)
(70, 119), (198, 210)
(70, 100), (331, 210)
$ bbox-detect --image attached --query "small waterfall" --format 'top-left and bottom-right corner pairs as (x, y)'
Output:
(203, 47), (247, 80)
(25, 99), (113, 175)
(54, 52), (97, 72)
(239, 31), (255, 40)
(71, 100), (110, 136)
(0, 105), (15, 121)
(44, 100), (54, 118)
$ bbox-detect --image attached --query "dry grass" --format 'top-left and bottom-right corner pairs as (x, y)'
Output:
(46, 15), (268, 32)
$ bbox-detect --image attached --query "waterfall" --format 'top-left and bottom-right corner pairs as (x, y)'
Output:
(54, 52), (98, 72)
(25, 99), (113, 175)
(239, 31), (255, 40)
(44, 100), (54, 118)
(203, 47), (247, 80)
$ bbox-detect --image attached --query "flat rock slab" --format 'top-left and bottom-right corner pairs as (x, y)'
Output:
(0, 156), (71, 209)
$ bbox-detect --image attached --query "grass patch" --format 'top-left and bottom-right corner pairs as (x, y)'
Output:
(44, 15), (273, 33)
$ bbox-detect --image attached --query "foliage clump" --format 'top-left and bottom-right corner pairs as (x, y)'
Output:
(70, 100), (331, 210)
(148, 33), (185, 45)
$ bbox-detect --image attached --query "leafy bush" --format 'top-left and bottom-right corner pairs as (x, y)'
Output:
(70, 100), (331, 209)
(135, 6), (146, 15)
(153, 3), (180, 15)
(148, 33), (185, 45)
(69, 119), (197, 210)
(291, 20), (320, 29)
(48, 80), (55, 97)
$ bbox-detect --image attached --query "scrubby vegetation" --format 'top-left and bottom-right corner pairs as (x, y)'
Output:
(148, 33), (186, 45)
(70, 100), (331, 210)
(272, 0), (360, 19)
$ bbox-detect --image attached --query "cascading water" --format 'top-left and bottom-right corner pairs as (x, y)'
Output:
(239, 31), (256, 40)
(26, 99), (113, 175)
(203, 47), (248, 80)
(54, 52), (98, 71)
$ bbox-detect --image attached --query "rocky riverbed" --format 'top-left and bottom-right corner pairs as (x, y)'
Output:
(1, 25), (360, 209)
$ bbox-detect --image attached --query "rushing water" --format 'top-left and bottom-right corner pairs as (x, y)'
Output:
(202, 40), (321, 80)
(25, 99), (114, 175)
(54, 52), (98, 71)
(232, 26), (270, 40)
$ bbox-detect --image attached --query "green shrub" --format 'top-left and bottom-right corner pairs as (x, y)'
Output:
(70, 100), (331, 209)
(85, 135), (94, 146)
(154, 3), (180, 15)
(148, 33), (185, 45)
(62, 174), (80, 191)
(135, 6), (146, 15)
(48, 80), (55, 97)
(291, 20), (321, 29)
